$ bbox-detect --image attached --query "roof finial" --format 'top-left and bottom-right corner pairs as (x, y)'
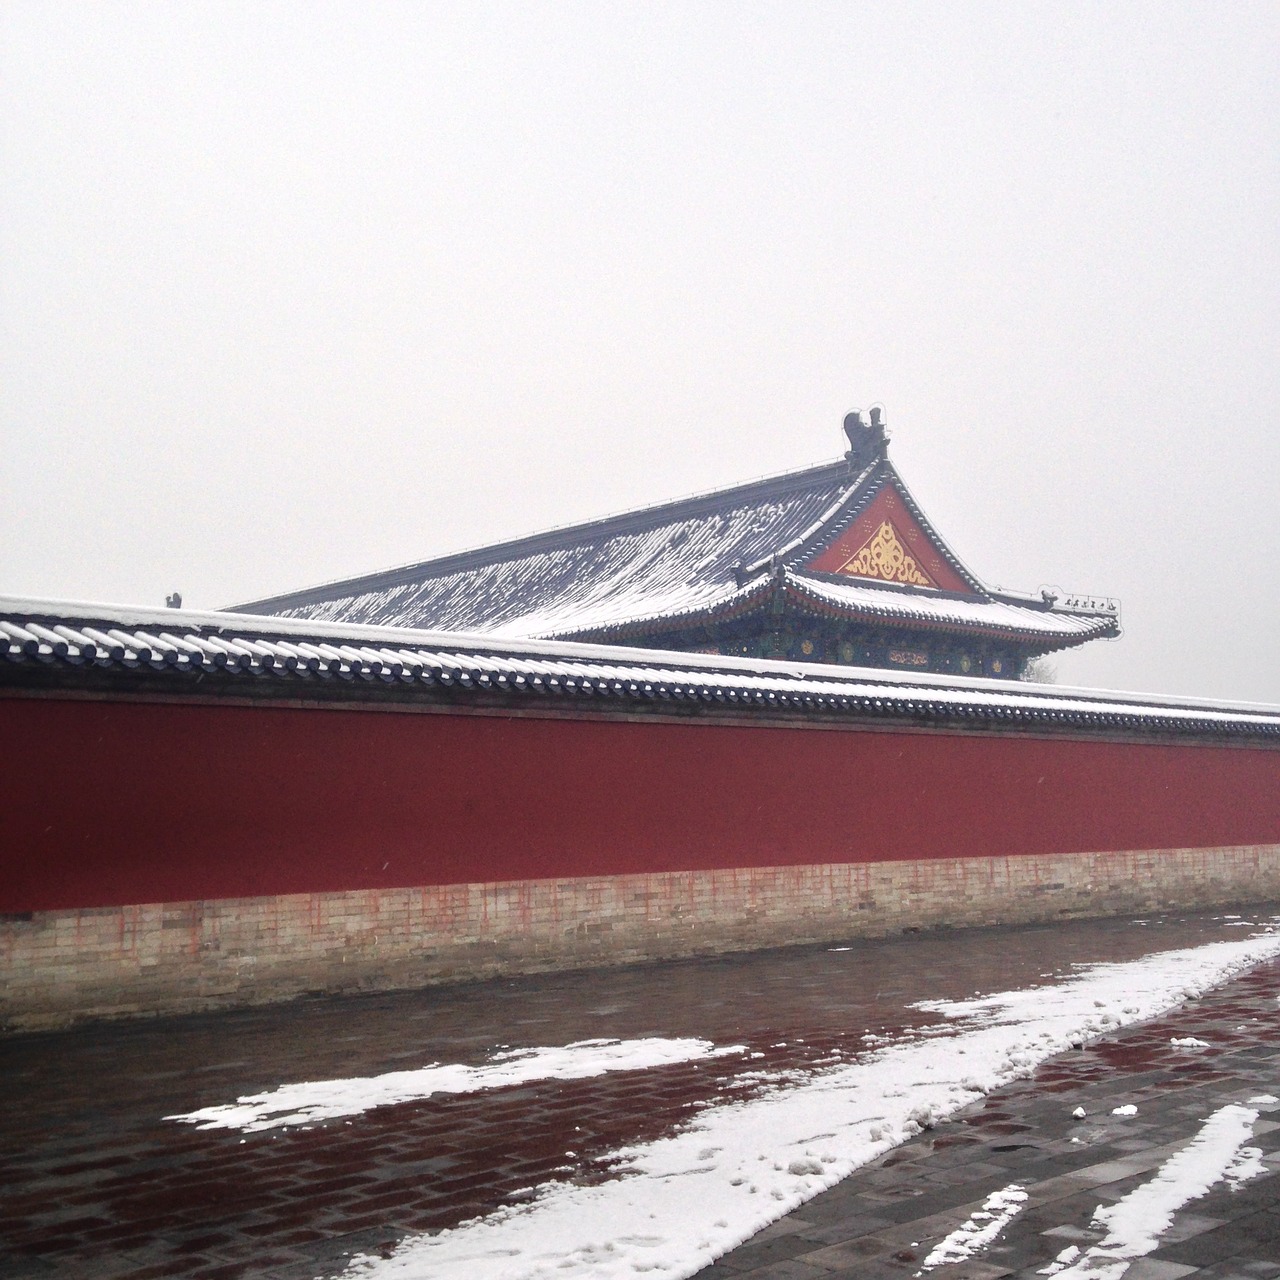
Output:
(843, 404), (888, 467)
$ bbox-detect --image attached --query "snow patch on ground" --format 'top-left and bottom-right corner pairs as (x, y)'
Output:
(1041, 1244), (1081, 1273)
(336, 930), (1280, 1280)
(915, 1183), (1027, 1273)
(1044, 1103), (1267, 1278)
(167, 1038), (742, 1133)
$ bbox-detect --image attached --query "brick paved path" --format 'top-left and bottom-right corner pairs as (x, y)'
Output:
(1, 909), (1276, 1279)
(697, 955), (1280, 1279)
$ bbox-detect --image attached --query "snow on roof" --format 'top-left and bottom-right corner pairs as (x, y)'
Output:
(1, 596), (1275, 740)
(783, 574), (1116, 642)
(229, 453), (1118, 651)
(233, 460), (854, 629)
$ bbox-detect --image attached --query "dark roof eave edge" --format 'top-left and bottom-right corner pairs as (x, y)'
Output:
(557, 577), (1118, 648)
(876, 463), (988, 594)
(747, 460), (991, 595)
(777, 584), (1122, 648)
(771, 461), (1117, 621)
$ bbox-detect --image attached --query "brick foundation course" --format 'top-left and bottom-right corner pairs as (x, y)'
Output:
(4, 843), (1279, 1030)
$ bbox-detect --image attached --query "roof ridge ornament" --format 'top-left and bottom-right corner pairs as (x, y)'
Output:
(843, 405), (889, 469)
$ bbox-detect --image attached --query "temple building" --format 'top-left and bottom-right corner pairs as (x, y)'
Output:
(237, 409), (1119, 679)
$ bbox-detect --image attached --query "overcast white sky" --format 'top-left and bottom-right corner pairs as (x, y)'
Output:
(3, 2), (1277, 702)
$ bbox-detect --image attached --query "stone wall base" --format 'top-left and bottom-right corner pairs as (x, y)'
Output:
(5, 844), (1279, 1030)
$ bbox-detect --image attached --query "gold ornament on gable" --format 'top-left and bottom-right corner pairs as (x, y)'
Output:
(835, 521), (937, 588)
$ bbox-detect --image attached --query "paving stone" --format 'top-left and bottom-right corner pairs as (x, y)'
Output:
(1124, 1262), (1201, 1280)
(702, 1231), (822, 1272)
(715, 1259), (836, 1279)
(793, 1212), (895, 1242)
(1158, 1212), (1231, 1244)
(703, 933), (1280, 1278)
(1189, 1263), (1280, 1280)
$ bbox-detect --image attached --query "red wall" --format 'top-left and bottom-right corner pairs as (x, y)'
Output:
(3, 695), (1278, 912)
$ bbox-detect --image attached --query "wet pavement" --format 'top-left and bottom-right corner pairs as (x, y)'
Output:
(2, 908), (1278, 1279)
(697, 950), (1280, 1279)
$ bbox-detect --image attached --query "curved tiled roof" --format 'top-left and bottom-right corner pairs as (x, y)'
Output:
(231, 448), (1119, 653)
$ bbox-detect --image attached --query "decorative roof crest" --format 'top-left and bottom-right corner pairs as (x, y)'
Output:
(843, 404), (889, 468)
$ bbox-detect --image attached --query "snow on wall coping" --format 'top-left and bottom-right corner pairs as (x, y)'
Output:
(2, 595), (1278, 738)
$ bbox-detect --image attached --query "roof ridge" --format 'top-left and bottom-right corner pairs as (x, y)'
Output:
(736, 459), (879, 579)
(780, 462), (990, 596)
(882, 465), (988, 594)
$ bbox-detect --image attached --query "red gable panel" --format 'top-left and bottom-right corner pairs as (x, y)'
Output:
(804, 485), (976, 594)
